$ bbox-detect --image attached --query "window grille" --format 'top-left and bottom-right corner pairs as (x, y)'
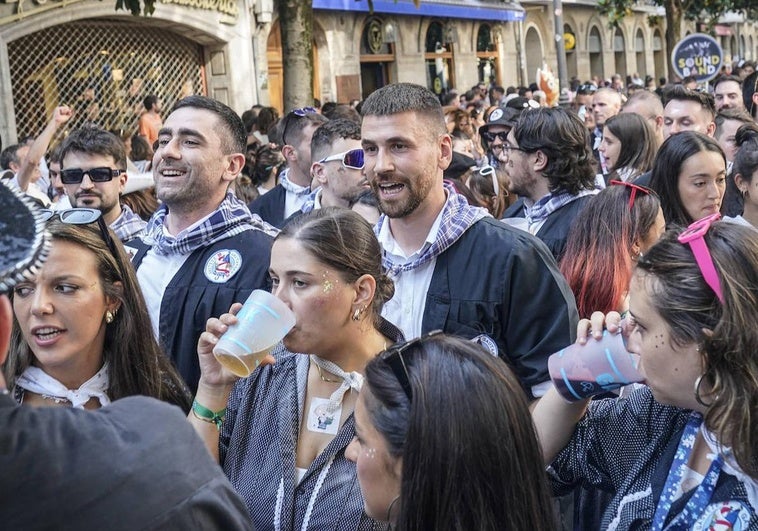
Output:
(8, 19), (205, 142)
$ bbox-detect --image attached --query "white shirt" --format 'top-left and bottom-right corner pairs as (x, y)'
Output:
(136, 226), (191, 340)
(378, 208), (445, 339)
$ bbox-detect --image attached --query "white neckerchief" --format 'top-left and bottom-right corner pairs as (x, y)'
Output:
(15, 363), (111, 409)
(701, 424), (758, 512)
(309, 355), (363, 414)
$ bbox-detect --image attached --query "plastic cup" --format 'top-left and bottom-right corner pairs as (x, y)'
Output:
(548, 331), (644, 402)
(212, 290), (296, 377)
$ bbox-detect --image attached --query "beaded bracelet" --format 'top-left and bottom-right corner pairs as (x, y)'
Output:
(192, 399), (226, 430)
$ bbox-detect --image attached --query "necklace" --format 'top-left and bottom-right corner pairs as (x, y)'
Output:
(316, 363), (343, 383)
(41, 393), (70, 405)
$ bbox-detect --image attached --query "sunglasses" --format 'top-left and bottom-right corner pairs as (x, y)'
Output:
(318, 148), (364, 170)
(380, 330), (443, 400)
(39, 208), (119, 261)
(677, 212), (724, 304)
(577, 84), (598, 94)
(282, 107), (318, 146)
(482, 131), (509, 143)
(478, 165), (499, 197)
(60, 167), (124, 185)
(609, 180), (658, 210)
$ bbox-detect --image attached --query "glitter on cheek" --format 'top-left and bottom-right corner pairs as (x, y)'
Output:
(364, 447), (377, 459)
(322, 270), (338, 294)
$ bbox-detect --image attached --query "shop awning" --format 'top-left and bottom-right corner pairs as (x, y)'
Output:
(313, 0), (525, 22)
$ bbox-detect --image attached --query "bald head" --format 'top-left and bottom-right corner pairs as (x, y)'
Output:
(592, 88), (622, 128)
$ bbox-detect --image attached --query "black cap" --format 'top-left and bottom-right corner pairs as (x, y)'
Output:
(0, 182), (49, 293)
(443, 152), (476, 180)
(479, 107), (521, 136)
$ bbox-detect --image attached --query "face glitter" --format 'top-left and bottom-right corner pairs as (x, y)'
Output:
(322, 271), (335, 293)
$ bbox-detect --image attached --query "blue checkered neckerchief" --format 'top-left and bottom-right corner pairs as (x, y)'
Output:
(375, 184), (489, 277)
(278, 169), (311, 197)
(524, 189), (598, 226)
(110, 204), (147, 242)
(300, 187), (320, 214)
(143, 192), (276, 256)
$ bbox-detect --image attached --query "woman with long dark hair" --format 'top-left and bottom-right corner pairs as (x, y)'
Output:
(347, 333), (555, 531)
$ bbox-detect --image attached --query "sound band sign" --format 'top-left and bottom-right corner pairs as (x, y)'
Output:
(671, 33), (723, 83)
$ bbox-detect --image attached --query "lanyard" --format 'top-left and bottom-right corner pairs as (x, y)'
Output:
(652, 412), (723, 531)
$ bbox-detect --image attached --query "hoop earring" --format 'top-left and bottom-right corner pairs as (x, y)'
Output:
(694, 374), (713, 408)
(385, 495), (400, 523)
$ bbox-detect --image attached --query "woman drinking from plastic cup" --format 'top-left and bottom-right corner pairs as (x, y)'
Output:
(190, 208), (401, 530)
(533, 216), (758, 529)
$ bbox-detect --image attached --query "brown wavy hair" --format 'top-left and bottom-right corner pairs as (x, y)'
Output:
(6, 220), (191, 411)
(636, 221), (758, 478)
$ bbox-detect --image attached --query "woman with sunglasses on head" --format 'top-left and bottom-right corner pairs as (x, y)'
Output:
(466, 164), (514, 218)
(534, 217), (758, 530)
(345, 333), (555, 530)
(560, 182), (665, 317)
(191, 208), (402, 530)
(5, 209), (190, 410)
(648, 131), (727, 228)
(598, 113), (659, 185)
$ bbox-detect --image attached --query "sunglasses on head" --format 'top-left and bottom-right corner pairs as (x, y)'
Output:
(39, 208), (119, 261)
(282, 107), (318, 146)
(60, 167), (124, 185)
(380, 330), (443, 400)
(577, 84), (598, 94)
(609, 180), (658, 210)
(482, 131), (509, 143)
(478, 165), (499, 197)
(318, 148), (364, 170)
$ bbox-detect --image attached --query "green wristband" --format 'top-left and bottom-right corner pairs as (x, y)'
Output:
(192, 399), (226, 430)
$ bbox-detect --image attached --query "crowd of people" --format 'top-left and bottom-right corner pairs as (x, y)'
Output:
(0, 66), (756, 530)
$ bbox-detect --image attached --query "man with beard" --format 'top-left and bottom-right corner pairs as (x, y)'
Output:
(130, 96), (275, 392)
(501, 107), (598, 260)
(360, 83), (578, 401)
(302, 118), (369, 213)
(60, 127), (146, 245)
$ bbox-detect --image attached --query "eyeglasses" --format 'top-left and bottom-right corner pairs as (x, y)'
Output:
(677, 213), (724, 304)
(39, 208), (119, 261)
(60, 167), (124, 184)
(478, 165), (499, 197)
(380, 330), (443, 400)
(577, 84), (598, 94)
(281, 107), (318, 146)
(609, 180), (658, 210)
(482, 131), (509, 143)
(318, 148), (364, 170)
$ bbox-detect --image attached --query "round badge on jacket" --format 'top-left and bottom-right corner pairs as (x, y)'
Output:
(204, 250), (242, 283)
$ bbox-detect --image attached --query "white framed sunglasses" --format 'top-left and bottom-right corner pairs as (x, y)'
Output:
(318, 148), (364, 170)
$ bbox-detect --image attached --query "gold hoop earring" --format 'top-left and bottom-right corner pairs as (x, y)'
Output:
(105, 311), (114, 324)
(694, 374), (713, 408)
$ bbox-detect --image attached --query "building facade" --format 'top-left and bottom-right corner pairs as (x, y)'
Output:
(1, 0), (756, 143)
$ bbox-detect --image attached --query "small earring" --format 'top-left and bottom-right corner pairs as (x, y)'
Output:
(105, 311), (114, 324)
(352, 308), (361, 321)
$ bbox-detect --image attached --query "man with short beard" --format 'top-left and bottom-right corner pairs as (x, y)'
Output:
(60, 127), (145, 244)
(130, 96), (276, 393)
(360, 83), (578, 401)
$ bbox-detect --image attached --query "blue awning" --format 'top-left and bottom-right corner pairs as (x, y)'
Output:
(313, 0), (525, 22)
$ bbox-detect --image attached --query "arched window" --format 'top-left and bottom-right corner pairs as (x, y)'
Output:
(653, 29), (664, 80)
(635, 29), (646, 79)
(614, 27), (627, 79)
(476, 24), (500, 85)
(589, 26), (604, 79)
(424, 21), (454, 95)
(360, 17), (396, 99)
(564, 23), (577, 81)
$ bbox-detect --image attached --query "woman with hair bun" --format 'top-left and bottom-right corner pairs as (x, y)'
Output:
(191, 207), (402, 530)
(727, 123), (758, 228)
